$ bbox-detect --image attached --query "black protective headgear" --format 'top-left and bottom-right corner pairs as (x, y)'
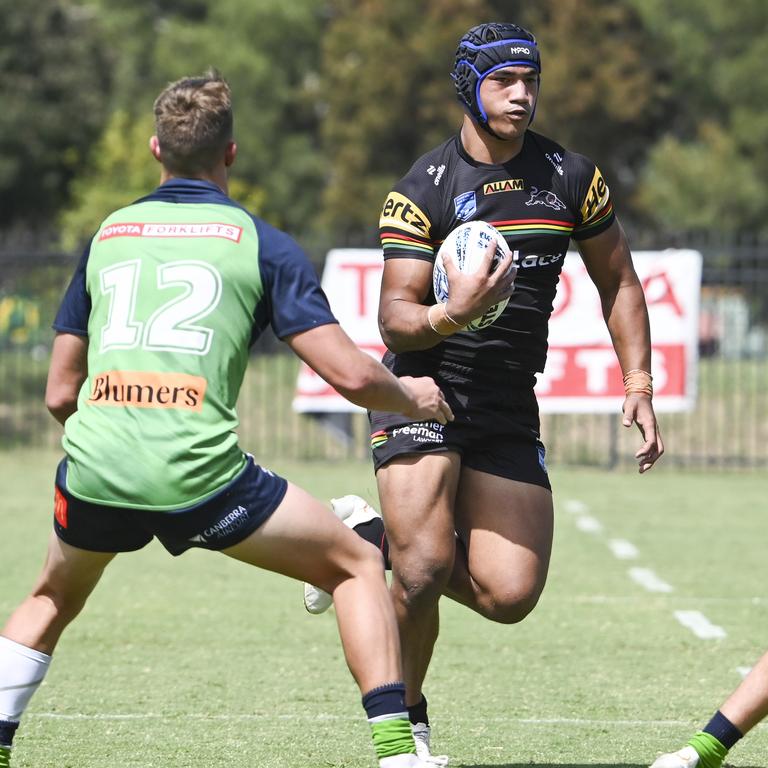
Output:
(451, 23), (541, 136)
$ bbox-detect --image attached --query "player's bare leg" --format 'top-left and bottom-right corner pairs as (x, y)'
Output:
(650, 650), (768, 768)
(0, 534), (115, 764)
(375, 454), (460, 700)
(2, 532), (114, 652)
(223, 482), (420, 765)
(445, 467), (553, 623)
(375, 453), (460, 765)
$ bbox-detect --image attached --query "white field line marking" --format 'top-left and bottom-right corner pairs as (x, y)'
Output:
(674, 610), (727, 639)
(737, 666), (752, 678)
(628, 567), (673, 593)
(563, 499), (589, 514)
(608, 539), (639, 560)
(575, 515), (603, 533)
(22, 712), (702, 726)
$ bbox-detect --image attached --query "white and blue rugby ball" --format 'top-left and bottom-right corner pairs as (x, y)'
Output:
(432, 220), (512, 331)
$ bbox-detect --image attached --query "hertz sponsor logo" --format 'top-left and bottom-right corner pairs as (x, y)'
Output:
(99, 223), (243, 242)
(581, 167), (610, 222)
(483, 179), (524, 195)
(380, 192), (431, 236)
(87, 370), (207, 411)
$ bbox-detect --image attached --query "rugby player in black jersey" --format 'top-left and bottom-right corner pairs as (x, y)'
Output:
(305, 22), (663, 764)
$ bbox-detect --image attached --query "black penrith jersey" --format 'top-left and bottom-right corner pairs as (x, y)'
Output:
(378, 130), (615, 378)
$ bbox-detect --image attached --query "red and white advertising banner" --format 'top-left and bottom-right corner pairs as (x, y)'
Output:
(293, 248), (702, 414)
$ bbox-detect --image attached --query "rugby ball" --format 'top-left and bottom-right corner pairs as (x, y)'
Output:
(432, 220), (512, 331)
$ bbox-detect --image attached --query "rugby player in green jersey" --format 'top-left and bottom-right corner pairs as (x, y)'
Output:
(650, 649), (768, 768)
(0, 71), (453, 768)
(305, 22), (664, 764)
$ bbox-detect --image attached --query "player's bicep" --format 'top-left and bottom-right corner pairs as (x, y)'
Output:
(577, 219), (639, 299)
(379, 258), (434, 314)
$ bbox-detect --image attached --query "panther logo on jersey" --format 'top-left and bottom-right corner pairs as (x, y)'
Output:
(525, 187), (566, 211)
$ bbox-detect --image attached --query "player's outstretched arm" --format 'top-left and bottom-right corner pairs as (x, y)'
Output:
(287, 323), (453, 424)
(45, 333), (88, 425)
(578, 220), (664, 472)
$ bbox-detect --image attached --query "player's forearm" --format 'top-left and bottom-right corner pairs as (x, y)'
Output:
(379, 299), (455, 353)
(332, 355), (415, 413)
(602, 282), (652, 373)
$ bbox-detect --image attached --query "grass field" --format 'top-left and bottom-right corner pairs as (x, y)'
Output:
(1, 449), (766, 768)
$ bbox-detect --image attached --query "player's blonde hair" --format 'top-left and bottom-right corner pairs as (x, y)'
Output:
(153, 69), (233, 175)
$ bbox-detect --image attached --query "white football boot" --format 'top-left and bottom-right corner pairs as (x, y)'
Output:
(303, 495), (382, 614)
(412, 723), (449, 766)
(650, 746), (700, 768)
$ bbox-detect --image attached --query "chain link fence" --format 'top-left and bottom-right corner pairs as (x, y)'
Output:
(2, 237), (767, 469)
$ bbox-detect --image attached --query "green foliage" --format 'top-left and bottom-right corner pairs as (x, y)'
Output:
(59, 111), (158, 250)
(319, 0), (501, 239)
(629, 0), (768, 233)
(3, 0), (768, 243)
(523, 0), (668, 216)
(636, 123), (765, 234)
(0, 0), (110, 229)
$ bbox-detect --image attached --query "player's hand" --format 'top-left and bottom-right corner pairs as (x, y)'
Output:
(622, 393), (664, 473)
(399, 376), (454, 425)
(443, 239), (517, 325)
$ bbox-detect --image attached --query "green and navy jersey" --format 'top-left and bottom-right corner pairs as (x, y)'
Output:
(54, 179), (336, 510)
(378, 130), (615, 377)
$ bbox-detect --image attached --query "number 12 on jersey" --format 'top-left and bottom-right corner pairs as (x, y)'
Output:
(99, 259), (222, 355)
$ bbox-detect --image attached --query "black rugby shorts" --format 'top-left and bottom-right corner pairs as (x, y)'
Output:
(52, 455), (288, 555)
(369, 372), (550, 491)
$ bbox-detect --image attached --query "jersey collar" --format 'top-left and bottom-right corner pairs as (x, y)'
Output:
(136, 178), (232, 206)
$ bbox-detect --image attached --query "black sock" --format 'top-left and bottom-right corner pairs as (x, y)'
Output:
(0, 719), (19, 748)
(703, 710), (743, 750)
(354, 518), (390, 569)
(408, 695), (429, 726)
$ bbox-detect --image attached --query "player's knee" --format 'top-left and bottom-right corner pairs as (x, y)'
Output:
(393, 557), (452, 608)
(336, 538), (386, 586)
(480, 585), (543, 625)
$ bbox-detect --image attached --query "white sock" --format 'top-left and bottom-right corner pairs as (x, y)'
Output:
(0, 636), (52, 720)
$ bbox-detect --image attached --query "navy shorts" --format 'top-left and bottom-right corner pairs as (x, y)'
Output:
(369, 371), (550, 491)
(53, 456), (288, 556)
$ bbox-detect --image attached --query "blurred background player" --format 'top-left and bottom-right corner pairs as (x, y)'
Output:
(650, 649), (768, 768)
(0, 71), (454, 768)
(305, 21), (663, 764)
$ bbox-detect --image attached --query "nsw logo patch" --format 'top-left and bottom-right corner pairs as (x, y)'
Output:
(453, 191), (477, 221)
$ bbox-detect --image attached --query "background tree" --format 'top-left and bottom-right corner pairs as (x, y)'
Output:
(629, 0), (768, 234)
(318, 0), (517, 242)
(60, 0), (325, 248)
(0, 0), (110, 236)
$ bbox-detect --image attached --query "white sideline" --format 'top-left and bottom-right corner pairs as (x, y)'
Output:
(674, 610), (727, 639)
(628, 567), (673, 593)
(608, 539), (639, 560)
(575, 515), (603, 533)
(21, 712), (702, 726)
